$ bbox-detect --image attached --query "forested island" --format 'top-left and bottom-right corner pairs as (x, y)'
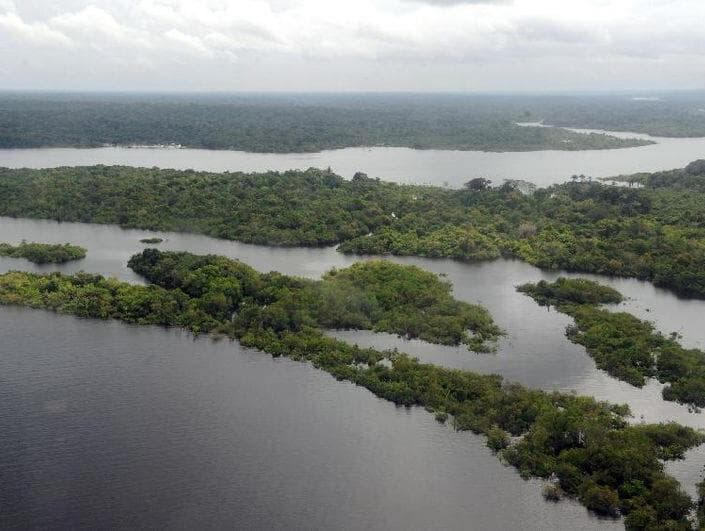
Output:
(0, 241), (86, 264)
(0, 93), (653, 152)
(0, 249), (703, 529)
(2, 161), (705, 297)
(519, 278), (705, 407)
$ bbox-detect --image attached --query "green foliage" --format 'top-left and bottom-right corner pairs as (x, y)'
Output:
(340, 225), (503, 261)
(321, 261), (501, 351)
(697, 474), (705, 530)
(517, 277), (624, 306)
(486, 426), (510, 452)
(567, 306), (705, 406)
(520, 278), (705, 407)
(434, 411), (449, 423)
(611, 160), (705, 192)
(0, 270), (217, 332)
(580, 483), (621, 517)
(524, 92), (705, 138)
(5, 162), (705, 298)
(542, 484), (562, 502)
(0, 166), (398, 246)
(127, 250), (502, 351)
(0, 93), (652, 152)
(0, 241), (86, 264)
(0, 249), (703, 529)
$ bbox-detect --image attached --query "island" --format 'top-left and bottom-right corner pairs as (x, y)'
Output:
(519, 278), (705, 407)
(2, 160), (705, 298)
(0, 241), (86, 264)
(0, 249), (702, 529)
(139, 237), (164, 244)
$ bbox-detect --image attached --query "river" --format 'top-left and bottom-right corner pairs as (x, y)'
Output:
(2, 216), (705, 529)
(1, 129), (705, 187)
(4, 94), (705, 530)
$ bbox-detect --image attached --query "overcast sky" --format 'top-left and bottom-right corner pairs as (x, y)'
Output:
(1, 0), (704, 92)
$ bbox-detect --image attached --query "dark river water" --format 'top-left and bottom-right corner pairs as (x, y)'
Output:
(1, 307), (618, 531)
(2, 216), (705, 529)
(1, 129), (705, 187)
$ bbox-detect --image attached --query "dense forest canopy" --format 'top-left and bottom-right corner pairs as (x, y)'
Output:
(0, 241), (86, 264)
(519, 278), (705, 407)
(611, 160), (705, 191)
(0, 250), (500, 350)
(0, 249), (703, 529)
(517, 277), (624, 306)
(2, 162), (705, 297)
(528, 92), (705, 138)
(127, 251), (502, 351)
(0, 92), (662, 152)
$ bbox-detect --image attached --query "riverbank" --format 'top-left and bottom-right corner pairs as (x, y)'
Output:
(2, 164), (705, 299)
(2, 131), (705, 188)
(1, 250), (702, 528)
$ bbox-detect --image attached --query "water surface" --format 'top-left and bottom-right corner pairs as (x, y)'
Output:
(2, 307), (622, 530)
(2, 216), (705, 526)
(2, 130), (705, 187)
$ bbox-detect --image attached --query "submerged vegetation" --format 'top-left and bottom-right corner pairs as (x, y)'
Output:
(519, 277), (705, 407)
(0, 250), (703, 529)
(3, 161), (705, 298)
(0, 241), (86, 264)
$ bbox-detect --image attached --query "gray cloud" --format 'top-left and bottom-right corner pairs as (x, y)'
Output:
(0, 0), (704, 92)
(403, 0), (510, 5)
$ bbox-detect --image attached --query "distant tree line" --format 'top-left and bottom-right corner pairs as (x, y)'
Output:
(0, 94), (652, 152)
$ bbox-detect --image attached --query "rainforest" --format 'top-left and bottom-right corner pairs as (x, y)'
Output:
(1, 161), (705, 298)
(519, 278), (705, 407)
(4, 3), (705, 530)
(0, 249), (704, 529)
(0, 241), (87, 264)
(0, 94), (653, 152)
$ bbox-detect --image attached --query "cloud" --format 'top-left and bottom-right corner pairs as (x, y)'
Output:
(5, 0), (705, 61)
(1, 0), (704, 91)
(50, 5), (150, 48)
(0, 11), (72, 47)
(163, 29), (212, 57)
(403, 0), (510, 4)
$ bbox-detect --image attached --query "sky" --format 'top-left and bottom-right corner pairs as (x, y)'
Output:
(1, 0), (704, 92)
